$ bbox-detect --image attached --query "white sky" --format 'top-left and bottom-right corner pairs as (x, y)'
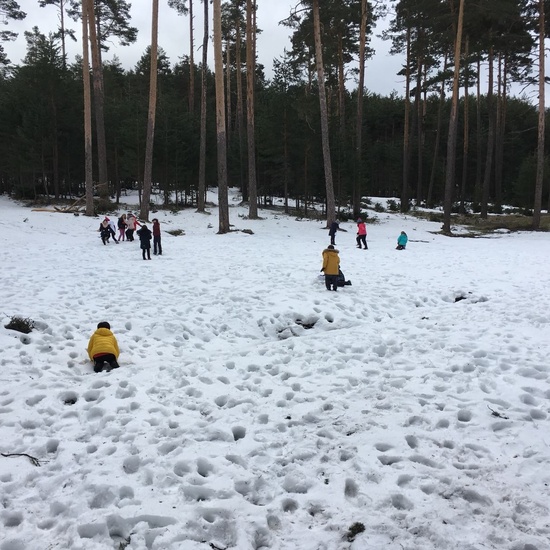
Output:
(2, 0), (406, 96)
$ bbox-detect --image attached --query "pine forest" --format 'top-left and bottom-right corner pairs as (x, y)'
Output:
(0, 0), (549, 231)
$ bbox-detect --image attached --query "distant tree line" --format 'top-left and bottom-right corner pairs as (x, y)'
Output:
(0, 0), (548, 228)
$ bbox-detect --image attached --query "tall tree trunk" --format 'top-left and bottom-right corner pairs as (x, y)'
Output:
(213, 0), (230, 233)
(283, 106), (289, 214)
(494, 53), (504, 213)
(52, 116), (60, 199)
(141, 0), (159, 222)
(83, 0), (93, 216)
(442, 0), (464, 233)
(86, 0), (108, 200)
(114, 144), (120, 204)
(533, 0), (545, 229)
(415, 53), (424, 204)
(225, 39), (232, 135)
(188, 0), (195, 114)
(197, 0), (208, 213)
(312, 0), (336, 226)
(236, 18), (245, 196)
(402, 27), (411, 213)
(460, 38), (469, 214)
(60, 0), (67, 70)
(246, 0), (258, 219)
(475, 58), (482, 205)
(481, 45), (495, 219)
(336, 31), (346, 211)
(427, 54), (448, 208)
(353, 0), (367, 219)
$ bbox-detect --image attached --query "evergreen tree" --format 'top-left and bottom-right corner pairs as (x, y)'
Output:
(38, 0), (76, 70)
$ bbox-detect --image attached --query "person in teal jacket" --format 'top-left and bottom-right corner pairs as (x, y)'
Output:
(396, 231), (408, 250)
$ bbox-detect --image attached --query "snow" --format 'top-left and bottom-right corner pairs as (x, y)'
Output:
(1, 190), (549, 550)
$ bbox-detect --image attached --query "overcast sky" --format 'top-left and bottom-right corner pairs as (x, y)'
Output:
(2, 1), (406, 97)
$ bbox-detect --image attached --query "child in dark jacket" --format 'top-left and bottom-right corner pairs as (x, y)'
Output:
(152, 218), (162, 255)
(137, 224), (152, 260)
(87, 322), (120, 373)
(98, 218), (118, 245)
(328, 221), (340, 245)
(117, 214), (127, 241)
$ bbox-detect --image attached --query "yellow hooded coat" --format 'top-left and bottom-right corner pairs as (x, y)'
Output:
(87, 328), (120, 360)
(322, 248), (340, 275)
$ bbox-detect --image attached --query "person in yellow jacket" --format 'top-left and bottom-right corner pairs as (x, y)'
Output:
(87, 321), (120, 373)
(321, 244), (340, 291)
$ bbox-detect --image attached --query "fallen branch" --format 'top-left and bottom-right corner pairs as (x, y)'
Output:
(487, 405), (509, 420)
(1, 452), (41, 466)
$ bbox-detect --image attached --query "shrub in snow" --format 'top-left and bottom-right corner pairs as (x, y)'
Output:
(5, 315), (34, 334)
(346, 522), (365, 542)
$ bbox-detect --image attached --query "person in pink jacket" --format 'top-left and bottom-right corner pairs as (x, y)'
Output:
(125, 213), (141, 242)
(356, 218), (368, 249)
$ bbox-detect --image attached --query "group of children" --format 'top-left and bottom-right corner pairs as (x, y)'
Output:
(90, 216), (406, 372)
(328, 219), (408, 251)
(98, 213), (163, 259)
(322, 219), (408, 291)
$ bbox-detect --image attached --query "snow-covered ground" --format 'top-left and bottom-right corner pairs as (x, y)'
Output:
(1, 191), (549, 550)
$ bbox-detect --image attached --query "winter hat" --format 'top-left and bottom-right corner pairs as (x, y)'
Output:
(104, 217), (110, 222)
(97, 321), (110, 330)
(328, 245), (335, 250)
(357, 218), (362, 223)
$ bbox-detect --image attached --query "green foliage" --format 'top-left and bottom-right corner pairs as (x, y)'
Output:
(386, 199), (400, 212)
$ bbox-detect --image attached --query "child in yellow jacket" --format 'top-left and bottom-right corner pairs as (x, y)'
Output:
(87, 322), (120, 373)
(321, 245), (340, 291)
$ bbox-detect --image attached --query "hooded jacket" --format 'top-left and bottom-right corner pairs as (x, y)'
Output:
(322, 248), (340, 275)
(87, 328), (120, 360)
(152, 220), (161, 237)
(137, 226), (152, 249)
(99, 220), (115, 238)
(127, 215), (141, 231)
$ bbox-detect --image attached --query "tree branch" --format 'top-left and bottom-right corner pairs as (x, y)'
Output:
(1, 452), (41, 467)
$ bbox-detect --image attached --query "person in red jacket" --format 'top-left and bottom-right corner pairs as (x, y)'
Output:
(356, 218), (368, 249)
(152, 218), (162, 255)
